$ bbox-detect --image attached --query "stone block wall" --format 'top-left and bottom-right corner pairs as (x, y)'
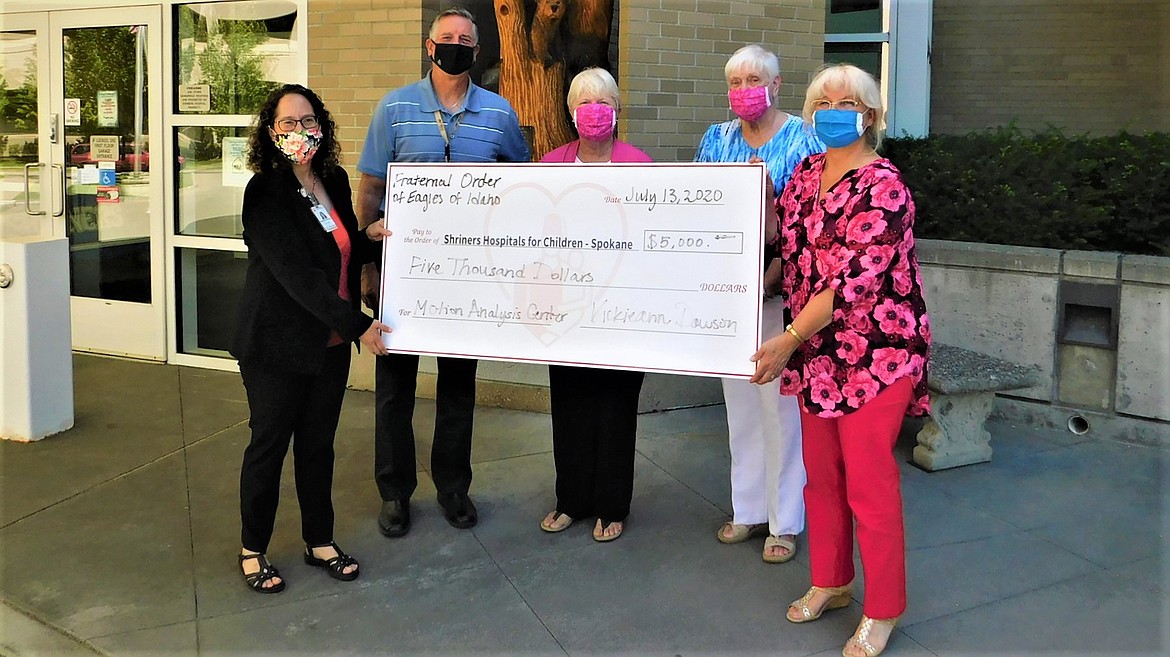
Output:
(916, 240), (1060, 401)
(1117, 256), (1170, 422)
(917, 239), (1170, 427)
(930, 0), (1169, 135)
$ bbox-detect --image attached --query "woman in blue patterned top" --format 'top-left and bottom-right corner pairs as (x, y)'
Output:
(694, 44), (824, 564)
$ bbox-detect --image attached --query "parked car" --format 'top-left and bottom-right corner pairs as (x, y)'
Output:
(121, 147), (150, 170)
(69, 143), (99, 167)
(68, 142), (183, 172)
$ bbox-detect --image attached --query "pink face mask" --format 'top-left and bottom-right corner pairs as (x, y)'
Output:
(573, 103), (617, 142)
(728, 85), (771, 123)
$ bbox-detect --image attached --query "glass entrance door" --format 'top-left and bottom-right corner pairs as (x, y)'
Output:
(0, 13), (54, 241)
(25, 7), (166, 360)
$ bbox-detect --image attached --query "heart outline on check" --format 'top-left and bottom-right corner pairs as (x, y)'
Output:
(479, 180), (632, 347)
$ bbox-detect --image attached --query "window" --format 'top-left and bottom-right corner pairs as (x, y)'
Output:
(824, 0), (931, 138)
(175, 1), (299, 116)
(167, 0), (305, 365)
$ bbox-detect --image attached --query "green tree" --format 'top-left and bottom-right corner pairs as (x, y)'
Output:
(0, 74), (8, 120)
(177, 8), (276, 157)
(9, 59), (39, 132)
(62, 26), (141, 137)
(0, 61), (40, 154)
(198, 20), (272, 115)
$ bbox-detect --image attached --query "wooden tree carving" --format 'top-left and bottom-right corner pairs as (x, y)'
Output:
(493, 0), (614, 159)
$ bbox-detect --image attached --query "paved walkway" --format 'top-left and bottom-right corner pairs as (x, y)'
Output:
(0, 355), (1166, 656)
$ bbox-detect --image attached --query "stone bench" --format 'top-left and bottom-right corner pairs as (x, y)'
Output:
(912, 343), (1040, 471)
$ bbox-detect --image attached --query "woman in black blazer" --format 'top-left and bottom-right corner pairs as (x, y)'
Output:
(231, 84), (390, 594)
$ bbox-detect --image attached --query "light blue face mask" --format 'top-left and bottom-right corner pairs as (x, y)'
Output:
(814, 109), (866, 148)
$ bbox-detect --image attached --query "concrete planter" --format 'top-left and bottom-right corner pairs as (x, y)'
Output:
(917, 239), (1169, 443)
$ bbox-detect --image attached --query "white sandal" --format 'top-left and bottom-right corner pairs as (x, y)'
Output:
(762, 534), (797, 563)
(716, 521), (767, 544)
(540, 510), (573, 533)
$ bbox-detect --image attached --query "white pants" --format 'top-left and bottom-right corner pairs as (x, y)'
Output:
(721, 296), (806, 536)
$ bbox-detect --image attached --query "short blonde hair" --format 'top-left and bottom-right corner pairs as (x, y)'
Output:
(802, 63), (886, 150)
(566, 67), (621, 110)
(429, 7), (478, 45)
(724, 44), (780, 83)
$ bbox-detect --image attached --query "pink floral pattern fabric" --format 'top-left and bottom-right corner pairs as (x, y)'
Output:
(777, 154), (931, 418)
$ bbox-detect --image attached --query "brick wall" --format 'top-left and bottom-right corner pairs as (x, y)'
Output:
(931, 0), (1168, 135)
(309, 0), (826, 169)
(308, 0), (427, 181)
(620, 0), (826, 162)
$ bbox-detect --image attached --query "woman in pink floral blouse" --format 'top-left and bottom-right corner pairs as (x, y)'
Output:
(750, 64), (930, 657)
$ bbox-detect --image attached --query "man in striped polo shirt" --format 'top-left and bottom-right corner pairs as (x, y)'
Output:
(356, 6), (530, 539)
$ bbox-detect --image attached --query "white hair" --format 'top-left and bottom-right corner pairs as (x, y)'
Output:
(802, 63), (887, 150)
(566, 67), (621, 110)
(724, 44), (780, 82)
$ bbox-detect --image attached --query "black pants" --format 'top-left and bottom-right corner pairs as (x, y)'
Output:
(548, 365), (645, 523)
(373, 353), (477, 501)
(239, 344), (351, 553)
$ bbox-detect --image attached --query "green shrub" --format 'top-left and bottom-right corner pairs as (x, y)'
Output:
(883, 127), (1170, 256)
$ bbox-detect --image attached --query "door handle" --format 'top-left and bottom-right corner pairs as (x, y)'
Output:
(23, 162), (46, 216)
(51, 163), (65, 217)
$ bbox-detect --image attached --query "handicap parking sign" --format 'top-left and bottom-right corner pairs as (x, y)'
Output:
(98, 169), (117, 186)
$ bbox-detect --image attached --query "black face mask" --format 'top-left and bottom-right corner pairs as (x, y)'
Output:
(431, 42), (475, 76)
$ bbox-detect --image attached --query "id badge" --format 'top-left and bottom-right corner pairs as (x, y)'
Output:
(311, 204), (337, 232)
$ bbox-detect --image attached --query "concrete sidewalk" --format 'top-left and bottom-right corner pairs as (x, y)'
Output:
(0, 354), (1166, 656)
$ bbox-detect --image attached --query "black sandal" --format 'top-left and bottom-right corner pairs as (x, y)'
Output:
(239, 552), (285, 594)
(304, 541), (360, 581)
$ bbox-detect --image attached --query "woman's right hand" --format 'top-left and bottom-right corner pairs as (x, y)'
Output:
(359, 320), (392, 356)
(749, 333), (798, 385)
(365, 219), (392, 242)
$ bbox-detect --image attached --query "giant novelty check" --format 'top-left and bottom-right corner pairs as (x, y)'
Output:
(377, 163), (766, 378)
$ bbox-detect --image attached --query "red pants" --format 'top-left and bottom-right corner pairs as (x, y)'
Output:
(800, 377), (912, 619)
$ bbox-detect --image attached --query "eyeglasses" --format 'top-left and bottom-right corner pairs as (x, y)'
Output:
(812, 98), (863, 111)
(274, 115), (319, 131)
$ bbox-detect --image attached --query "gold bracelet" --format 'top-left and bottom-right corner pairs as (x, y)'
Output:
(785, 323), (805, 343)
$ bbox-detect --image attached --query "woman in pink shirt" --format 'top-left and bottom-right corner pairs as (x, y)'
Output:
(752, 64), (930, 657)
(538, 68), (651, 543)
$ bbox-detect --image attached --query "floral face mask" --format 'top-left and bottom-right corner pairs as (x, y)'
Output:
(272, 127), (322, 164)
